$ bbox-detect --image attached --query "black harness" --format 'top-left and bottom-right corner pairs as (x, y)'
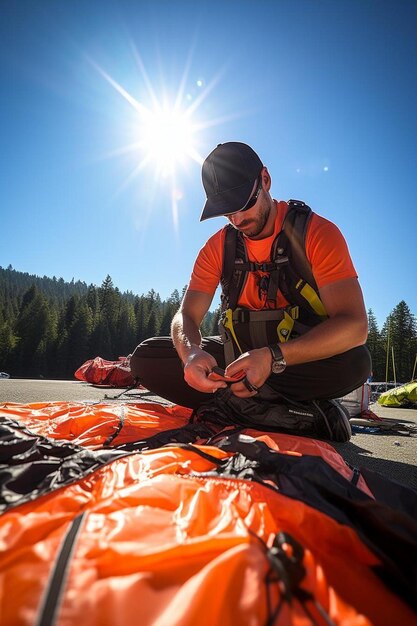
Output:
(218, 200), (327, 363)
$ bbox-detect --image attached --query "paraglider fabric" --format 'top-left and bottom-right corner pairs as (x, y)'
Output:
(74, 356), (135, 387)
(377, 381), (417, 407)
(0, 400), (416, 626)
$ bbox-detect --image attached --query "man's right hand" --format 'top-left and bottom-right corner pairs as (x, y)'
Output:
(171, 289), (226, 393)
(183, 346), (228, 393)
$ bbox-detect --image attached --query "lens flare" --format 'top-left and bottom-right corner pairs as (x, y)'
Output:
(140, 106), (197, 176)
(87, 48), (238, 233)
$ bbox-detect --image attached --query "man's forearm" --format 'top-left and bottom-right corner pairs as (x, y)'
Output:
(225, 312), (368, 396)
(280, 314), (368, 366)
(171, 311), (203, 364)
(171, 308), (226, 393)
(278, 277), (368, 367)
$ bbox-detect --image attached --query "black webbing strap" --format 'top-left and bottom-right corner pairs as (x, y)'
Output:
(222, 226), (238, 310)
(222, 226), (249, 311)
(238, 261), (276, 272)
(221, 201), (323, 325)
(36, 513), (86, 626)
(281, 200), (317, 291)
(232, 309), (286, 323)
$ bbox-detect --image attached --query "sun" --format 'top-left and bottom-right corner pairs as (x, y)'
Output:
(87, 50), (236, 230)
(89, 56), (205, 180)
(139, 105), (198, 177)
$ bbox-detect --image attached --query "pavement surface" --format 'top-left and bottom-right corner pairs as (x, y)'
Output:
(1, 378), (416, 490)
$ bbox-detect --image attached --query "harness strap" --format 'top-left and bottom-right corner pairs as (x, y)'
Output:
(222, 201), (323, 314)
(296, 280), (327, 317)
(221, 227), (237, 310)
(223, 228), (248, 311)
(221, 308), (243, 364)
(267, 267), (280, 302)
(237, 260), (287, 273)
(283, 200), (317, 290)
(220, 201), (328, 363)
(277, 311), (295, 342)
(232, 309), (288, 323)
(223, 308), (243, 350)
(248, 320), (269, 349)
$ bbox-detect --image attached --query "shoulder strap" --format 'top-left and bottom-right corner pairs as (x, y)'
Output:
(221, 201), (323, 316)
(270, 200), (312, 283)
(221, 226), (247, 311)
(272, 200), (327, 319)
(280, 200), (317, 290)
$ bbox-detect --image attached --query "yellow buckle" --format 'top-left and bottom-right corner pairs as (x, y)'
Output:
(277, 311), (294, 342)
(223, 309), (243, 353)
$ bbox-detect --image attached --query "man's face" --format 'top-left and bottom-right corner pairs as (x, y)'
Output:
(227, 189), (272, 239)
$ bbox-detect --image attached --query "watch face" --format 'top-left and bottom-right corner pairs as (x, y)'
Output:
(269, 345), (286, 374)
(271, 360), (286, 374)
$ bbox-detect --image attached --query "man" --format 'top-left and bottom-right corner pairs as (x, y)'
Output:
(131, 142), (371, 441)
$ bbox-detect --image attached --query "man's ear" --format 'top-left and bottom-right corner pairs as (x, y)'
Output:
(262, 167), (271, 191)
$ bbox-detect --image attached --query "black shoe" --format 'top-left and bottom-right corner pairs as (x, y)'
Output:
(311, 399), (352, 443)
(197, 388), (352, 442)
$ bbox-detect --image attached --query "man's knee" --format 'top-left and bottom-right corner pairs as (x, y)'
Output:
(344, 345), (372, 383)
(129, 350), (142, 379)
(130, 336), (179, 378)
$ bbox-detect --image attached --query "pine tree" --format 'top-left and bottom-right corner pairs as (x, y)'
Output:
(91, 316), (113, 359)
(158, 290), (181, 336)
(210, 306), (221, 336)
(116, 301), (137, 356)
(134, 297), (147, 343)
(381, 301), (417, 383)
(13, 286), (52, 376)
(142, 290), (161, 339)
(0, 322), (17, 371)
(366, 309), (384, 380)
(66, 303), (94, 376)
(98, 276), (121, 356)
(159, 306), (174, 336)
(86, 285), (100, 328)
(145, 308), (159, 339)
(168, 289), (181, 308)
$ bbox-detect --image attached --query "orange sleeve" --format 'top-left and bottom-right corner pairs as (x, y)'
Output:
(188, 229), (225, 294)
(306, 214), (357, 288)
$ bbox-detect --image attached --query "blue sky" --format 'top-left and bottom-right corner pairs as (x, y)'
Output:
(1, 0), (416, 328)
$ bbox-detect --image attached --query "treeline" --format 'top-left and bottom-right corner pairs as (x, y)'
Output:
(0, 267), (219, 379)
(367, 302), (417, 383)
(0, 266), (416, 382)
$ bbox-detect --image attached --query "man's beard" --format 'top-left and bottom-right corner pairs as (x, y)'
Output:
(233, 196), (271, 239)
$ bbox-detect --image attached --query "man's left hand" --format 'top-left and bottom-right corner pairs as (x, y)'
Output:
(224, 347), (272, 397)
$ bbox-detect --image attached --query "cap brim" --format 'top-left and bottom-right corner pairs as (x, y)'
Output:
(199, 180), (254, 221)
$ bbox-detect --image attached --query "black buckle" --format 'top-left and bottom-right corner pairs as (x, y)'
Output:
(288, 199), (306, 208)
(274, 255), (289, 266)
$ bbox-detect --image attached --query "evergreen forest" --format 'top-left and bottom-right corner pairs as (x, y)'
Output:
(0, 265), (416, 383)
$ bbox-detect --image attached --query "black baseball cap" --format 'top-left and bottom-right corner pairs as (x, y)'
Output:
(200, 142), (263, 221)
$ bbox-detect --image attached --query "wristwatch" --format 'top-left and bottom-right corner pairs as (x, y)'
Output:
(268, 344), (287, 374)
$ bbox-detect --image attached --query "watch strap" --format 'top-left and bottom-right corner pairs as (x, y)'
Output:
(268, 344), (284, 361)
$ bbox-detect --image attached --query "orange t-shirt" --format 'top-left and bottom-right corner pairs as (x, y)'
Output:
(189, 200), (357, 310)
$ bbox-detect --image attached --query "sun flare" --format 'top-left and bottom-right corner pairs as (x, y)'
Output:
(89, 49), (236, 231)
(139, 106), (197, 176)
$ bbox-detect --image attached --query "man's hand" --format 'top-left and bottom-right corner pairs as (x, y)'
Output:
(171, 289), (226, 394)
(183, 346), (228, 393)
(224, 347), (272, 397)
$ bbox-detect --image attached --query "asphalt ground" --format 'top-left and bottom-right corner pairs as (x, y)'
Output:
(1, 379), (416, 490)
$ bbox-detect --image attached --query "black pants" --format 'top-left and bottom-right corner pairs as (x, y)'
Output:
(130, 336), (372, 409)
